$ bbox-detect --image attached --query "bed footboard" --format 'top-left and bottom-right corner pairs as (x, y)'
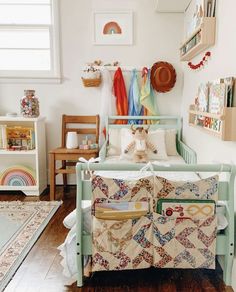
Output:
(177, 140), (197, 164)
(76, 163), (235, 288)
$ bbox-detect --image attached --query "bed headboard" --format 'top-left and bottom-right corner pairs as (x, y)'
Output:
(106, 116), (182, 141)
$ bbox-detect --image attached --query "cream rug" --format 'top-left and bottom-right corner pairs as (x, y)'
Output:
(0, 200), (61, 291)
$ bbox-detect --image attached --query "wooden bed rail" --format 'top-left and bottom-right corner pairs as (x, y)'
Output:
(76, 162), (235, 173)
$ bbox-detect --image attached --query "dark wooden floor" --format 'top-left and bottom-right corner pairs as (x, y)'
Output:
(0, 187), (233, 292)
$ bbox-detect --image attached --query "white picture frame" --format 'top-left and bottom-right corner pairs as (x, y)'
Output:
(93, 11), (133, 45)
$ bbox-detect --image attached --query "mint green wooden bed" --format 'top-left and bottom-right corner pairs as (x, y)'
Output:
(99, 116), (197, 164)
(75, 116), (235, 287)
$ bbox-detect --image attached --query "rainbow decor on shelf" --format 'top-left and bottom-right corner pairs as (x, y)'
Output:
(0, 166), (36, 186)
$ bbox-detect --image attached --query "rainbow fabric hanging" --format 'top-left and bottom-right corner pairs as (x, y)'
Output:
(113, 67), (128, 124)
(128, 69), (143, 124)
(140, 68), (159, 124)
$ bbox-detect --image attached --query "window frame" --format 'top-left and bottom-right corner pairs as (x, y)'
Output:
(0, 0), (61, 83)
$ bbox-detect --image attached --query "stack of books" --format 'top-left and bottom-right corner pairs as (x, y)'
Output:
(95, 202), (149, 220)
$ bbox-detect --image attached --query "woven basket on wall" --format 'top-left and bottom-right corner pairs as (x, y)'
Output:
(81, 77), (102, 87)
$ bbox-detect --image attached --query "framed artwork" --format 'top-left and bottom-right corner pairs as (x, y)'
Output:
(93, 11), (133, 45)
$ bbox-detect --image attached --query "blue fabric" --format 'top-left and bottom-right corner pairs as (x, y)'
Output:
(128, 69), (143, 124)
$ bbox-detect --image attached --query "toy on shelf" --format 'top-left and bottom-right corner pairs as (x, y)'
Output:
(6, 126), (35, 150)
(0, 165), (36, 186)
(79, 135), (98, 150)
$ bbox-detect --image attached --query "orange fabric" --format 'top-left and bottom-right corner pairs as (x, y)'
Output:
(113, 67), (128, 124)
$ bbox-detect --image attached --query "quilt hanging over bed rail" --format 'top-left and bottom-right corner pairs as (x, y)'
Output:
(91, 175), (218, 272)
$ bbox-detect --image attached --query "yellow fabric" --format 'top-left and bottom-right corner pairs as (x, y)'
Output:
(140, 69), (159, 124)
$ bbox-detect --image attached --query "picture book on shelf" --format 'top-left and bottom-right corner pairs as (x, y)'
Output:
(197, 83), (209, 112)
(208, 82), (227, 114)
(219, 77), (235, 107)
(185, 0), (216, 38)
(203, 117), (222, 132)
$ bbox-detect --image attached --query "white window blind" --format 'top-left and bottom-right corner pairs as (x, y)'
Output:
(0, 0), (60, 80)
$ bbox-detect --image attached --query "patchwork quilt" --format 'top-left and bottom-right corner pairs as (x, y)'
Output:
(91, 175), (218, 272)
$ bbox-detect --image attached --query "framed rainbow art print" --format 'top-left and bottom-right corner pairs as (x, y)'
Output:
(93, 11), (133, 45)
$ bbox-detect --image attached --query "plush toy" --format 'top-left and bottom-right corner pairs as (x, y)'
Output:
(124, 125), (158, 163)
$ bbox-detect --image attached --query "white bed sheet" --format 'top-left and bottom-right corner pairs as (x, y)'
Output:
(97, 155), (199, 181)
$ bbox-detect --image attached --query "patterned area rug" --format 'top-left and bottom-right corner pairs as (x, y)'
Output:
(0, 200), (61, 291)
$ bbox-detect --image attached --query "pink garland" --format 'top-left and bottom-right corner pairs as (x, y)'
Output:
(188, 51), (211, 70)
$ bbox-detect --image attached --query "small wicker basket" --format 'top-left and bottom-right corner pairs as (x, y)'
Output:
(81, 77), (102, 87)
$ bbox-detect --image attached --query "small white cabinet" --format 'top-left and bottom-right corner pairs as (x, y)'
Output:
(0, 116), (47, 196)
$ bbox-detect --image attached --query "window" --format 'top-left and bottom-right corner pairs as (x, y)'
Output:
(0, 0), (60, 80)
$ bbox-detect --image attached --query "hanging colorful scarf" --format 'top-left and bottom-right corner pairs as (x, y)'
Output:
(113, 67), (128, 124)
(140, 68), (159, 124)
(128, 69), (143, 124)
(99, 68), (116, 147)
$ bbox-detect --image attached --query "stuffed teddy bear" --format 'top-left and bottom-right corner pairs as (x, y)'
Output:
(124, 125), (158, 163)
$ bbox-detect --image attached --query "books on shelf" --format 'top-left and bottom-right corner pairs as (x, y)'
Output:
(194, 115), (222, 132)
(185, 0), (216, 39)
(181, 31), (202, 56)
(192, 77), (235, 133)
(222, 77), (235, 107)
(0, 125), (7, 149)
(205, 0), (216, 17)
(195, 77), (235, 114)
(198, 83), (209, 112)
(208, 82), (227, 114)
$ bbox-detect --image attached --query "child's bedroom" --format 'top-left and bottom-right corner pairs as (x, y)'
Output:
(0, 0), (235, 291)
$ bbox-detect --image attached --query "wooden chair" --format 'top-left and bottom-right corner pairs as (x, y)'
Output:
(49, 115), (100, 200)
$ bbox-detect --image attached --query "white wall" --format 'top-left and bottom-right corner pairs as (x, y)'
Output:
(182, 0), (236, 289)
(0, 0), (183, 182)
(182, 0), (236, 164)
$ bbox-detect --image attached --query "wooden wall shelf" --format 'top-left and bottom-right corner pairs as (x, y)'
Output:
(188, 105), (236, 141)
(180, 17), (216, 61)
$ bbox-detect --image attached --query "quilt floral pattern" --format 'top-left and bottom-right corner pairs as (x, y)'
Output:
(91, 175), (217, 272)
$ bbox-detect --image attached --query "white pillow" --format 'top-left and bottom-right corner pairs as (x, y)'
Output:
(120, 128), (168, 160)
(165, 129), (178, 156)
(107, 128), (121, 156)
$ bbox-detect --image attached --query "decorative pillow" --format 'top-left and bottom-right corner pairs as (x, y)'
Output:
(107, 128), (121, 156)
(120, 128), (168, 160)
(165, 129), (178, 156)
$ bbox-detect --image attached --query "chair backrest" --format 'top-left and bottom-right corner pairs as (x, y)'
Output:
(61, 115), (100, 147)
